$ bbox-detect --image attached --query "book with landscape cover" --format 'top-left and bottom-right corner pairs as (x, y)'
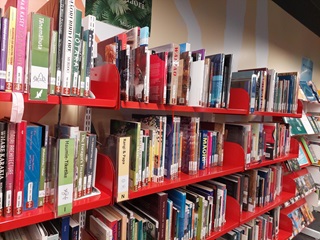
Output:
(110, 119), (142, 191)
(28, 13), (51, 101)
(0, 17), (9, 91)
(101, 134), (130, 202)
(149, 51), (168, 104)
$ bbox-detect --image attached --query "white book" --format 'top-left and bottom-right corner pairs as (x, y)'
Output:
(61, 0), (75, 96)
(188, 59), (205, 107)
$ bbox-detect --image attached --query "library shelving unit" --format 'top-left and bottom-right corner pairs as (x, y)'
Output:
(0, 64), (120, 232)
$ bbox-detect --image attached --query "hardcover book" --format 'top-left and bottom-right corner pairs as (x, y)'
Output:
(77, 131), (87, 198)
(85, 133), (97, 195)
(177, 51), (191, 105)
(28, 13), (51, 101)
(49, 30), (58, 95)
(0, 121), (7, 217)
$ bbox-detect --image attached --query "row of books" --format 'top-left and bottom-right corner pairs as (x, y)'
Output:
(0, 1), (96, 99)
(282, 158), (302, 173)
(284, 114), (320, 136)
(100, 116), (225, 194)
(287, 202), (314, 237)
(0, 119), (97, 218)
(0, 214), (81, 240)
(231, 68), (300, 114)
(225, 122), (291, 169)
(294, 173), (316, 197)
(219, 207), (280, 240)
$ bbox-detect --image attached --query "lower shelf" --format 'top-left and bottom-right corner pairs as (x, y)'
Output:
(0, 189), (111, 233)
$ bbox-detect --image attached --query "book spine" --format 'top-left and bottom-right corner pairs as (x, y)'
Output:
(24, 31), (30, 93)
(61, 0), (75, 96)
(13, 0), (28, 92)
(29, 13), (50, 101)
(77, 131), (86, 198)
(13, 120), (26, 216)
(210, 57), (224, 108)
(0, 122), (7, 217)
(55, 0), (65, 94)
(78, 40), (87, 97)
(24, 125), (42, 211)
(5, 7), (16, 92)
(0, 17), (9, 91)
(38, 146), (46, 207)
(56, 138), (74, 217)
(199, 130), (208, 170)
(71, 9), (82, 96)
(4, 122), (16, 217)
(85, 134), (96, 195)
(170, 45), (179, 105)
(49, 30), (58, 95)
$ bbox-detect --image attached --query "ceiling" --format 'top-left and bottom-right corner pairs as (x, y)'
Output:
(272, 0), (320, 37)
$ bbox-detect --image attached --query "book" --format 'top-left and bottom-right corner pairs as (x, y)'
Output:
(92, 207), (118, 240)
(0, 17), (9, 91)
(24, 124), (42, 211)
(28, 13), (51, 101)
(119, 44), (130, 101)
(9, 0), (28, 92)
(61, 0), (75, 96)
(85, 133), (96, 195)
(89, 215), (112, 240)
(69, 217), (79, 240)
(110, 119), (142, 191)
(0, 121), (7, 217)
(56, 138), (74, 217)
(49, 30), (58, 95)
(177, 51), (191, 105)
(101, 134), (130, 202)
(4, 6), (16, 92)
(77, 131), (87, 198)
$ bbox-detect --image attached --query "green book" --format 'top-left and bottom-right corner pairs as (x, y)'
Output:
(56, 138), (74, 217)
(71, 9), (83, 96)
(29, 13), (51, 101)
(78, 40), (87, 97)
(38, 146), (47, 207)
(300, 137), (317, 164)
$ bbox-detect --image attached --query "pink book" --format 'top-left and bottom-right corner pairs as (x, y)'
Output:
(4, 122), (16, 217)
(7, 0), (29, 92)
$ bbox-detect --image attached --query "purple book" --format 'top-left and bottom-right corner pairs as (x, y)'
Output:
(0, 17), (9, 91)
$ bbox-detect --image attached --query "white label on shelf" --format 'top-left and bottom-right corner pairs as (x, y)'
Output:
(118, 175), (129, 193)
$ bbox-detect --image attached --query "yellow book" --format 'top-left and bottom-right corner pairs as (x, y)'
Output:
(5, 6), (16, 92)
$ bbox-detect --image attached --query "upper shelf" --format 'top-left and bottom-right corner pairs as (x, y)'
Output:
(0, 64), (120, 109)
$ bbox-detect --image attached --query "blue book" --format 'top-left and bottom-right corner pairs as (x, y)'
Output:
(167, 189), (186, 239)
(208, 53), (225, 108)
(278, 72), (298, 113)
(23, 124), (42, 211)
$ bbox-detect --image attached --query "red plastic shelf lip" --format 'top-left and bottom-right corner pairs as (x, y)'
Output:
(129, 166), (244, 200)
(252, 110), (302, 118)
(246, 153), (298, 170)
(206, 219), (239, 240)
(72, 190), (112, 213)
(120, 101), (248, 114)
(0, 205), (54, 233)
(239, 191), (295, 224)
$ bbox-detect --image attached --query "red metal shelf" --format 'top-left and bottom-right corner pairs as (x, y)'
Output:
(240, 191), (295, 224)
(278, 229), (293, 240)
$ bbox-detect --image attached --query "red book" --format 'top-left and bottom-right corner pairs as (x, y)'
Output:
(4, 121), (16, 217)
(13, 120), (27, 216)
(149, 51), (168, 104)
(92, 207), (118, 240)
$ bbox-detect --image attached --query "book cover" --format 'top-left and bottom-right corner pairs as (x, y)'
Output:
(92, 207), (118, 240)
(177, 51), (191, 105)
(96, 35), (119, 67)
(23, 124), (42, 211)
(85, 133), (96, 195)
(0, 17), (9, 91)
(82, 29), (94, 98)
(13, 120), (27, 216)
(110, 119), (141, 191)
(56, 138), (74, 217)
(28, 13), (51, 101)
(49, 30), (58, 95)
(149, 51), (168, 104)
(221, 54), (233, 108)
(119, 44), (130, 101)
(4, 121), (16, 217)
(11, 0), (28, 92)
(101, 134), (130, 202)
(278, 72), (299, 113)
(263, 123), (278, 160)
(89, 215), (112, 240)
(77, 131), (87, 198)
(69, 217), (79, 240)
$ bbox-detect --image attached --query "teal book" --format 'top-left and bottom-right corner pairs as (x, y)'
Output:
(56, 138), (74, 217)
(283, 117), (307, 135)
(28, 13), (51, 101)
